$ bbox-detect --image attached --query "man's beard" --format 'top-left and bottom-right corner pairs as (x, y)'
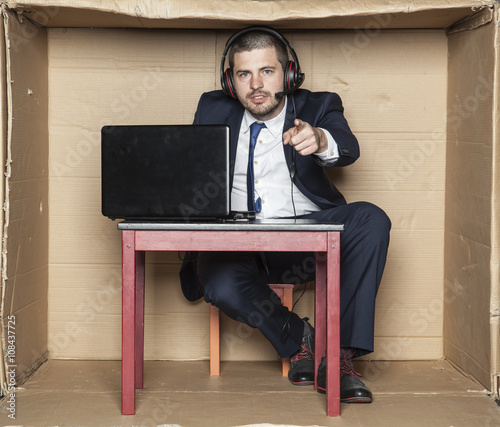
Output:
(237, 90), (283, 120)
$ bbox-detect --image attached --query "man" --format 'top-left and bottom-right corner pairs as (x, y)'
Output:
(180, 27), (391, 403)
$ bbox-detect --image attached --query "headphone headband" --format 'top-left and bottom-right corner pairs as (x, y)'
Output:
(220, 26), (304, 99)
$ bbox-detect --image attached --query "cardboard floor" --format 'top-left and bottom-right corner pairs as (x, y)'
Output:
(1, 360), (499, 426)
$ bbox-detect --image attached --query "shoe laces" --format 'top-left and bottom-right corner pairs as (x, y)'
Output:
(290, 343), (314, 363)
(340, 348), (362, 378)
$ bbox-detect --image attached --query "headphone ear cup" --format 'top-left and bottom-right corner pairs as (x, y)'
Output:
(284, 60), (298, 92)
(222, 68), (237, 99)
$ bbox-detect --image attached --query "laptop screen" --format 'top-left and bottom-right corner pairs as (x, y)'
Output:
(101, 124), (230, 220)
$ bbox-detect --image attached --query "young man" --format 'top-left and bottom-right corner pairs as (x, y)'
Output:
(180, 27), (391, 403)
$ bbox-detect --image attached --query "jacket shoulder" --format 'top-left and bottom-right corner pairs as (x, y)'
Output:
(294, 89), (344, 112)
(194, 90), (241, 124)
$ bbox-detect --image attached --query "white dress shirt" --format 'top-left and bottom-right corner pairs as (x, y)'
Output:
(231, 98), (339, 218)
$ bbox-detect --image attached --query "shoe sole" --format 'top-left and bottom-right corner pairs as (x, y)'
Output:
(341, 396), (372, 403)
(289, 379), (314, 386)
(317, 386), (372, 403)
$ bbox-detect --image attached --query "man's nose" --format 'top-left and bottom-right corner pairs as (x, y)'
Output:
(250, 74), (263, 89)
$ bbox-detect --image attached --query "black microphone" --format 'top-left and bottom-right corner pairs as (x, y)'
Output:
(276, 71), (305, 98)
(275, 88), (294, 99)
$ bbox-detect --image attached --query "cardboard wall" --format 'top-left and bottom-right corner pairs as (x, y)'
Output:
(47, 27), (448, 362)
(444, 11), (498, 390)
(46, 28), (216, 360)
(0, 10), (49, 388)
(1, 1), (497, 399)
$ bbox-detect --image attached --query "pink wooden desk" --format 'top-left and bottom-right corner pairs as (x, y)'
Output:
(118, 219), (343, 417)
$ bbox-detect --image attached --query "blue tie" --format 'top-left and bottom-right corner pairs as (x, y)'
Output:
(247, 122), (266, 212)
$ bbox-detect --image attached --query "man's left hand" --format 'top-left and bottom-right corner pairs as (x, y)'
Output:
(283, 119), (328, 156)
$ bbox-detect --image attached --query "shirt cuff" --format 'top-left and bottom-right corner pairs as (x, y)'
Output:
(314, 128), (339, 165)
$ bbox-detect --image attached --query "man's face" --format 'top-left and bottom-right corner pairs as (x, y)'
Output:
(232, 47), (286, 121)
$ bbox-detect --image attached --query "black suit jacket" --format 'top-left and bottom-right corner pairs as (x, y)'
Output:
(180, 89), (360, 301)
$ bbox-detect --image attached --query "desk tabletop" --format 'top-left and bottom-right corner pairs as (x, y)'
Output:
(117, 219), (344, 232)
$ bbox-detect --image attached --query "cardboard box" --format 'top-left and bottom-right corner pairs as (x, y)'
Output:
(0, 0), (498, 406)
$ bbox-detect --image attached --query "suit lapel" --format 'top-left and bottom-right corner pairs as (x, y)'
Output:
(223, 106), (244, 185)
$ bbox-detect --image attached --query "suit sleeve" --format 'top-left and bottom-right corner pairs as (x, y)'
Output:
(304, 92), (360, 167)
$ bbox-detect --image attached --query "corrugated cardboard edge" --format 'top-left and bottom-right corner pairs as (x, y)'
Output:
(490, 5), (500, 403)
(4, 0), (496, 19)
(0, 5), (12, 396)
(0, 4), (5, 396)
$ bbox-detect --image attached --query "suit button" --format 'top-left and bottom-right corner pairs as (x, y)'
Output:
(342, 148), (350, 154)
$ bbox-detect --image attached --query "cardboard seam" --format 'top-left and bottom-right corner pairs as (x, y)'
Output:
(444, 340), (492, 386)
(13, 350), (47, 387)
(447, 4), (494, 34)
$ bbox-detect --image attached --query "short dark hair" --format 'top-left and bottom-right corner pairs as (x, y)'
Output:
(228, 30), (289, 71)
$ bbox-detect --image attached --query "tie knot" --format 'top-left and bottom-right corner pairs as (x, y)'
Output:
(250, 121), (266, 139)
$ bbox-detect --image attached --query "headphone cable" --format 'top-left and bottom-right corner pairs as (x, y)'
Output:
(289, 94), (297, 221)
(280, 281), (307, 342)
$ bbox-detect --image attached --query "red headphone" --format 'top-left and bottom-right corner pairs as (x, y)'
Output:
(220, 26), (305, 99)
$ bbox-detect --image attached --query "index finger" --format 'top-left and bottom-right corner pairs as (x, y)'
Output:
(294, 118), (304, 130)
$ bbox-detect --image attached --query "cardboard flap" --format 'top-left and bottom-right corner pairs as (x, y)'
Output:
(5, 0), (496, 29)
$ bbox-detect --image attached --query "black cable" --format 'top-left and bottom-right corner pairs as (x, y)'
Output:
(280, 281), (308, 342)
(280, 94), (303, 342)
(289, 94), (297, 221)
(290, 172), (297, 219)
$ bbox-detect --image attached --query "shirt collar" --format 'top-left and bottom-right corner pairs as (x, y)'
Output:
(242, 97), (288, 139)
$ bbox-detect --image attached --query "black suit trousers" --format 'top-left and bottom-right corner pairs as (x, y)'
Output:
(196, 201), (391, 359)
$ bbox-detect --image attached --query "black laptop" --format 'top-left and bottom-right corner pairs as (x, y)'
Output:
(101, 124), (231, 221)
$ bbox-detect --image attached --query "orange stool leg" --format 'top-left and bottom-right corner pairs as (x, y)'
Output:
(208, 284), (295, 377)
(270, 284), (295, 376)
(209, 304), (220, 376)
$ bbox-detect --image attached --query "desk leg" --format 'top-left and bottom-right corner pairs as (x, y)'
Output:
(135, 251), (146, 389)
(314, 251), (326, 390)
(326, 231), (341, 416)
(122, 230), (136, 415)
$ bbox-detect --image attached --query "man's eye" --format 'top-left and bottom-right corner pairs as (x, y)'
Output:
(239, 72), (249, 78)
(263, 70), (272, 75)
